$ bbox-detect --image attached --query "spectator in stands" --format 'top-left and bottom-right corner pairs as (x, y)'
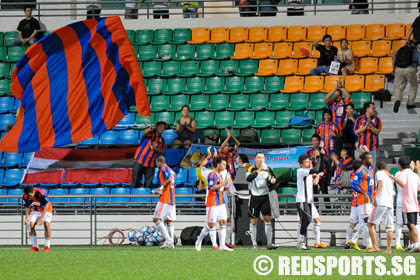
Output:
(87, 0), (101, 19)
(131, 121), (166, 188)
(235, 154), (250, 169)
(239, 0), (257, 17)
(331, 146), (353, 191)
(392, 40), (420, 113)
(325, 79), (352, 134)
(259, 0), (278, 17)
(350, 0), (368, 14)
(310, 34), (338, 76)
(217, 128), (240, 179)
(315, 109), (340, 156)
(153, 0), (170, 18)
(353, 102), (381, 169)
(181, 2), (199, 18)
(13, 5), (41, 46)
(337, 39), (355, 77)
(125, 0), (140, 19)
(407, 15), (420, 43)
(172, 105), (196, 149)
(341, 103), (359, 151)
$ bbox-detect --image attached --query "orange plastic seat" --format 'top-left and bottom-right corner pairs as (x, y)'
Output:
(327, 25), (346, 41)
(344, 75), (365, 92)
(275, 59), (298, 76)
(280, 76), (304, 93)
(188, 27), (210, 44)
(355, 57), (378, 75)
(371, 40), (391, 57)
(301, 76), (325, 93)
(352, 40), (371, 57)
(311, 45), (320, 58)
(377, 57), (393, 75)
(391, 40), (405, 55)
(270, 42), (292, 59)
(322, 75), (343, 92)
(255, 59), (278, 76)
(248, 27), (268, 43)
(306, 25), (327, 42)
(365, 24), (385, 40)
(251, 42), (273, 59)
(266, 26), (287, 42)
(384, 23), (405, 40)
(208, 27), (230, 44)
(292, 42), (312, 58)
(295, 58), (318, 76)
(406, 24), (413, 39)
(227, 27), (249, 43)
(231, 43), (254, 60)
(363, 74), (385, 92)
(347, 24), (366, 41)
(286, 26), (307, 42)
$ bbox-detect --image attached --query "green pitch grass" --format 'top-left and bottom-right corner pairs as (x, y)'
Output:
(1, 246), (419, 280)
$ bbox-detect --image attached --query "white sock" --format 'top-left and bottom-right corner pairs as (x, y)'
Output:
(209, 227), (218, 247)
(155, 221), (172, 243)
(395, 224), (403, 247)
(219, 226), (227, 249)
(30, 235), (38, 247)
(351, 223), (364, 244)
(314, 222), (321, 244)
(250, 224), (257, 246)
(225, 223), (232, 245)
(167, 224), (174, 243)
(45, 238), (51, 248)
(363, 224), (372, 247)
(296, 223), (301, 243)
(346, 224), (355, 244)
(265, 223), (273, 247)
(197, 224), (209, 243)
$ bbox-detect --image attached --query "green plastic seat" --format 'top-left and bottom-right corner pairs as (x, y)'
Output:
(309, 93), (327, 110)
(195, 111), (214, 129)
(215, 111), (234, 128)
(138, 45), (157, 61)
(163, 78), (185, 95)
(233, 111), (254, 128)
(237, 59), (258, 76)
(0, 79), (11, 95)
(304, 110), (316, 122)
(272, 168), (292, 184)
(315, 110), (324, 124)
(0, 32), (3, 45)
(204, 77), (224, 94)
(262, 76), (285, 93)
(253, 111), (275, 128)
(198, 60), (219, 77)
(6, 46), (25, 62)
(160, 61), (180, 77)
(352, 92), (371, 110)
(248, 94), (269, 111)
(178, 61), (200, 77)
(288, 93), (310, 111)
(243, 76), (264, 94)
(152, 29), (172, 45)
(261, 129), (281, 143)
(200, 129), (219, 143)
(208, 94), (228, 111)
(126, 30), (135, 44)
(150, 95), (170, 112)
(175, 44), (195, 61)
(0, 46), (6, 61)
(154, 111), (174, 125)
(135, 29), (154, 45)
(183, 77), (205, 94)
(155, 44), (176, 61)
(269, 94), (289, 111)
(279, 187), (296, 202)
(170, 28), (191, 44)
(0, 63), (9, 78)
(215, 43), (235, 60)
(3, 32), (18, 46)
(141, 61), (161, 78)
(147, 78), (166, 95)
(190, 95), (209, 111)
(302, 128), (314, 143)
(228, 94), (249, 111)
(222, 76), (244, 94)
(220, 128), (240, 141)
(133, 114), (152, 128)
(168, 95), (189, 112)
(273, 110), (293, 128)
(282, 129), (301, 143)
(194, 44), (215, 60)
(217, 60), (239, 77)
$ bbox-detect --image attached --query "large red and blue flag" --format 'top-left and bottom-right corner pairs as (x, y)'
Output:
(0, 16), (149, 152)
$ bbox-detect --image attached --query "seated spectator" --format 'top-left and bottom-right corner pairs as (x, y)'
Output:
(239, 0), (257, 17)
(235, 154), (250, 168)
(87, 0), (102, 19)
(325, 79), (352, 133)
(181, 2), (199, 18)
(350, 0), (368, 14)
(310, 34), (338, 76)
(125, 0), (140, 19)
(341, 103), (359, 151)
(153, 0), (169, 19)
(315, 109), (340, 157)
(217, 128), (240, 179)
(331, 146), (354, 191)
(173, 105), (196, 149)
(337, 39), (355, 77)
(259, 0), (278, 17)
(14, 5), (41, 46)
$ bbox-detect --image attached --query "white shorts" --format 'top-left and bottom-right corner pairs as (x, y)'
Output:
(356, 203), (373, 223)
(153, 202), (176, 221)
(29, 211), (52, 223)
(396, 206), (403, 226)
(369, 205), (393, 226)
(225, 202), (231, 220)
(349, 206), (358, 224)
(206, 205), (227, 223)
(297, 203), (320, 220)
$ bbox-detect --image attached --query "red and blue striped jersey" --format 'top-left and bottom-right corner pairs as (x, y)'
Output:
(134, 131), (165, 167)
(23, 187), (53, 213)
(206, 171), (225, 207)
(351, 166), (375, 206)
(327, 98), (353, 132)
(353, 114), (382, 151)
(350, 171), (358, 207)
(158, 165), (176, 205)
(217, 149), (237, 179)
(315, 122), (340, 155)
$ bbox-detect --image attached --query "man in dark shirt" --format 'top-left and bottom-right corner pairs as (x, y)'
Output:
(407, 15), (420, 44)
(310, 34), (338, 76)
(14, 5), (41, 46)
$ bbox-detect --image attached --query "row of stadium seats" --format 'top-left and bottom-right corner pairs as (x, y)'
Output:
(0, 97), (19, 113)
(0, 62), (15, 78)
(0, 46), (27, 63)
(0, 152), (33, 168)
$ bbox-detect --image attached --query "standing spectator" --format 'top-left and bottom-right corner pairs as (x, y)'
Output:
(353, 102), (381, 169)
(310, 34), (338, 76)
(315, 109), (340, 156)
(173, 105), (196, 149)
(325, 79), (353, 133)
(181, 2), (199, 18)
(341, 103), (359, 151)
(86, 0), (101, 19)
(131, 121), (166, 188)
(153, 0), (170, 19)
(350, 0), (368, 14)
(392, 40), (420, 113)
(13, 5), (41, 46)
(235, 154), (250, 168)
(331, 146), (353, 191)
(125, 0), (140, 19)
(406, 15), (420, 43)
(217, 128), (240, 179)
(239, 0), (257, 17)
(337, 39), (355, 77)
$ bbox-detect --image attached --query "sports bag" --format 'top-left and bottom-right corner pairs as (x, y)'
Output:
(288, 111), (314, 127)
(395, 45), (415, 68)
